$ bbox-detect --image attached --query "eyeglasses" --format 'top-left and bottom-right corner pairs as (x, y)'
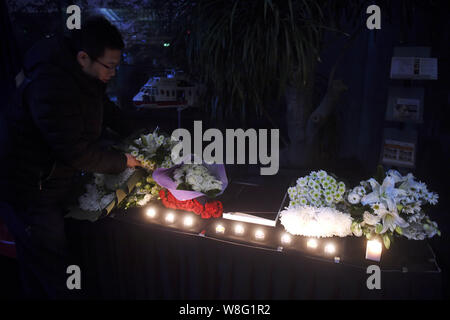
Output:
(94, 59), (119, 72)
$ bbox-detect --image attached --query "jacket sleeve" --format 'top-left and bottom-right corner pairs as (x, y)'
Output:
(27, 76), (127, 174)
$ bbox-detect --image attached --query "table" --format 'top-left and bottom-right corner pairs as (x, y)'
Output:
(65, 205), (442, 299)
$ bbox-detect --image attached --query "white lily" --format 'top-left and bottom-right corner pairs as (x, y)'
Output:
(376, 208), (409, 233)
(386, 169), (405, 183)
(360, 176), (406, 213)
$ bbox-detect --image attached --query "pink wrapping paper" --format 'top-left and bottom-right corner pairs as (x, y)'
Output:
(152, 163), (228, 201)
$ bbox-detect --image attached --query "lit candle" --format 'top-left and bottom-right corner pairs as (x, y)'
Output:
(146, 208), (156, 218)
(254, 229), (265, 240)
(215, 224), (225, 234)
(183, 216), (194, 227)
(281, 233), (292, 245)
(234, 224), (245, 235)
(307, 238), (318, 249)
(165, 212), (175, 223)
(366, 239), (382, 262)
(324, 243), (336, 254)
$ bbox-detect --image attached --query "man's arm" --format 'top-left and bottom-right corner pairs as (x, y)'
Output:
(28, 77), (128, 174)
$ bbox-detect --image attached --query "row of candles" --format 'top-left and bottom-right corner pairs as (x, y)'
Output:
(145, 207), (382, 262)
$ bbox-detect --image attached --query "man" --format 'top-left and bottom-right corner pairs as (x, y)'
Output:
(0, 16), (141, 299)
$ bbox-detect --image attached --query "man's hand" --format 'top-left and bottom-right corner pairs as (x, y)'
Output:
(125, 153), (141, 168)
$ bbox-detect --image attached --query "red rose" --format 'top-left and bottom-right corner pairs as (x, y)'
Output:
(204, 201), (223, 218)
(191, 199), (204, 216)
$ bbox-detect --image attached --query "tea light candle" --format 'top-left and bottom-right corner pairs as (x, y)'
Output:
(215, 224), (225, 234)
(307, 238), (318, 249)
(324, 243), (336, 254)
(165, 212), (175, 223)
(183, 216), (194, 227)
(281, 233), (292, 245)
(234, 224), (245, 235)
(366, 239), (382, 262)
(146, 208), (156, 218)
(254, 229), (265, 240)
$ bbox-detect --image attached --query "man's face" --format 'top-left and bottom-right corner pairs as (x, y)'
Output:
(77, 48), (121, 83)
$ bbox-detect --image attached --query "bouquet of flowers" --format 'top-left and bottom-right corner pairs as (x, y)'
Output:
(152, 157), (228, 218)
(118, 175), (162, 210)
(173, 164), (223, 197)
(78, 168), (136, 212)
(348, 168), (440, 248)
(68, 128), (177, 220)
(280, 166), (440, 248)
(280, 170), (352, 238)
(159, 189), (223, 219)
(152, 160), (228, 201)
(127, 128), (178, 171)
(287, 170), (346, 208)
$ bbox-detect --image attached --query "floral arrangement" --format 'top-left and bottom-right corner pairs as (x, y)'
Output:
(348, 168), (440, 248)
(152, 161), (228, 201)
(173, 164), (223, 197)
(281, 167), (440, 248)
(75, 128), (177, 214)
(279, 205), (353, 238)
(159, 189), (223, 219)
(127, 128), (178, 171)
(281, 170), (351, 238)
(118, 175), (162, 210)
(78, 168), (136, 212)
(287, 170), (346, 208)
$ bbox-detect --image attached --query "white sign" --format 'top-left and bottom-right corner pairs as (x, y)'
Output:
(391, 57), (438, 80)
(382, 139), (415, 167)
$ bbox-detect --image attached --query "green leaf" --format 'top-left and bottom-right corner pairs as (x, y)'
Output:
(383, 234), (391, 249)
(205, 189), (221, 198)
(176, 182), (191, 191)
(395, 226), (403, 235)
(375, 224), (383, 234)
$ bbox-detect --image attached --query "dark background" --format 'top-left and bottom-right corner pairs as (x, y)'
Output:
(0, 0), (449, 299)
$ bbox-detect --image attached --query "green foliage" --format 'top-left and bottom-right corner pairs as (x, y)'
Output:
(383, 234), (391, 249)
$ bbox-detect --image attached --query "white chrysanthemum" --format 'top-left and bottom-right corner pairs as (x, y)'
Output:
(429, 193), (439, 205)
(318, 170), (327, 179)
(370, 202), (386, 214)
(279, 205), (353, 238)
(137, 194), (153, 206)
(354, 186), (366, 197)
(297, 177), (307, 187)
(348, 192), (361, 204)
(401, 223), (427, 240)
(131, 150), (139, 157)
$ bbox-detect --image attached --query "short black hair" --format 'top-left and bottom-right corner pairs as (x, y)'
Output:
(74, 15), (124, 60)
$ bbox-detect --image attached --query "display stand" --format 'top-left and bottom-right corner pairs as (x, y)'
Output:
(381, 47), (438, 171)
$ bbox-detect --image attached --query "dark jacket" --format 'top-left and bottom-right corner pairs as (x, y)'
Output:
(0, 35), (129, 206)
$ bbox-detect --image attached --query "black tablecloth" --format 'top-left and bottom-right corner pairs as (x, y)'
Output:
(65, 206), (442, 300)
